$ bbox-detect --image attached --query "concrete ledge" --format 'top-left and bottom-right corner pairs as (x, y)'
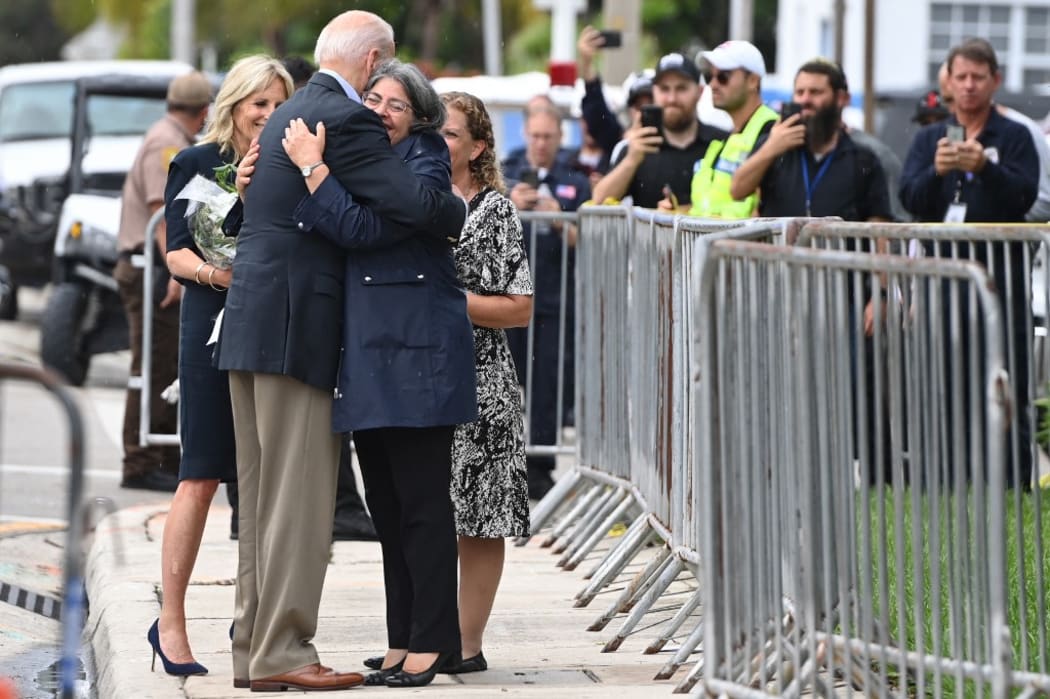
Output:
(86, 505), (183, 699)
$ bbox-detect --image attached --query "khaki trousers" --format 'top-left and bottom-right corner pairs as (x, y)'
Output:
(227, 370), (341, 679)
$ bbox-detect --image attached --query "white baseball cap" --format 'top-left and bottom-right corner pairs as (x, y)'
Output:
(700, 40), (767, 78)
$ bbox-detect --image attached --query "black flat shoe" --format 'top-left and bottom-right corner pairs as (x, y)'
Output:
(441, 651), (487, 674)
(384, 652), (455, 688)
(363, 655), (384, 671)
(363, 661), (403, 685)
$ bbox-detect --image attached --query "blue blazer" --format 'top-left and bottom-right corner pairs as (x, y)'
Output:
(216, 73), (466, 391)
(292, 129), (478, 432)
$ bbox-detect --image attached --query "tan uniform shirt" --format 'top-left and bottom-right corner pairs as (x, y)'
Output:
(116, 114), (195, 253)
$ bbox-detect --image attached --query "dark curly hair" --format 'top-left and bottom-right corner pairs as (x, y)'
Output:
(440, 91), (505, 193)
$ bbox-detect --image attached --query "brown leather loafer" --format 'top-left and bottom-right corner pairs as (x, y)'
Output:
(250, 663), (364, 692)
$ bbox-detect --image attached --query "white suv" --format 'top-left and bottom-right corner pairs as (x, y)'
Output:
(0, 59), (192, 319)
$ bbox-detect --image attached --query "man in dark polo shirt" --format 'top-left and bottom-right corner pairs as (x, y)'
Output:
(900, 38), (1038, 490)
(592, 52), (727, 208)
(731, 59), (890, 222)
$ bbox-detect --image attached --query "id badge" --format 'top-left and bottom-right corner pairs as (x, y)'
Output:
(944, 202), (967, 223)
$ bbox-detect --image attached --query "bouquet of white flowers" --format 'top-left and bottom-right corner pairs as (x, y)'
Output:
(174, 163), (239, 270)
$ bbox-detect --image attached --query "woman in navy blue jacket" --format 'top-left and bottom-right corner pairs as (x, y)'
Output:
(281, 59), (475, 688)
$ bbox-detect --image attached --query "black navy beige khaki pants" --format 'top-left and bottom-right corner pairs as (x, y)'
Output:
(227, 370), (341, 679)
(353, 425), (461, 653)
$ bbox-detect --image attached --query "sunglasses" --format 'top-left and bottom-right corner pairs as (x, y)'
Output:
(703, 69), (744, 85)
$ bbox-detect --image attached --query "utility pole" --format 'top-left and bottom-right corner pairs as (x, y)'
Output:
(171, 0), (196, 65)
(482, 0), (503, 75)
(863, 0), (875, 132)
(729, 0), (754, 41)
(533, 0), (586, 62)
(601, 0), (643, 85)
(833, 0), (846, 65)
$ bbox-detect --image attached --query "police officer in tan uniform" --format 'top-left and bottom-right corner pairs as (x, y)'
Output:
(115, 71), (211, 491)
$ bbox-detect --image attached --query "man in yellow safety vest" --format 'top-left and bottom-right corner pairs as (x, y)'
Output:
(684, 40), (777, 218)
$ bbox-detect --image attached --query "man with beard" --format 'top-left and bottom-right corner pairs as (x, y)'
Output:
(683, 40), (778, 217)
(732, 59), (892, 485)
(730, 58), (890, 223)
(592, 52), (727, 209)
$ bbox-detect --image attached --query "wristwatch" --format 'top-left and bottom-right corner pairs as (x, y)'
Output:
(300, 160), (324, 177)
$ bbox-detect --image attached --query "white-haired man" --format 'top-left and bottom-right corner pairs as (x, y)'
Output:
(217, 10), (466, 691)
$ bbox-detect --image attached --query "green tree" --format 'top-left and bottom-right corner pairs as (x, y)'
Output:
(46, 0), (779, 76)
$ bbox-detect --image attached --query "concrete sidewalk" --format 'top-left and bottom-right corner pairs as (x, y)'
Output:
(85, 502), (689, 698)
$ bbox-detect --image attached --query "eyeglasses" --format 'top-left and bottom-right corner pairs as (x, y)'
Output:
(703, 69), (744, 85)
(363, 92), (412, 114)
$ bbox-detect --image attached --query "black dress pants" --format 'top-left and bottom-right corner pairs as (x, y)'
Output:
(354, 425), (460, 653)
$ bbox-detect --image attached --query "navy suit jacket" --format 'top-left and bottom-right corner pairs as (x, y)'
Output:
(292, 130), (478, 432)
(216, 73), (466, 390)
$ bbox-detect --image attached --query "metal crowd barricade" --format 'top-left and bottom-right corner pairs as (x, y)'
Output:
(688, 239), (1050, 697)
(525, 208), (802, 673)
(794, 220), (1050, 685)
(133, 207), (179, 448)
(0, 362), (86, 699)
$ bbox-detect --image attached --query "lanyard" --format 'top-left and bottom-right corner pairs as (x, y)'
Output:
(800, 147), (837, 216)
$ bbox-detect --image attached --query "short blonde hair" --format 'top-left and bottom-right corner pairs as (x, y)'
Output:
(199, 55), (293, 158)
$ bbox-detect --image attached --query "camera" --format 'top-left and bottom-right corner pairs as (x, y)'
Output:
(946, 125), (965, 143)
(597, 30), (622, 49)
(780, 101), (803, 121)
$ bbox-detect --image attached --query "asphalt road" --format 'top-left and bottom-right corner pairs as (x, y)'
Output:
(0, 287), (172, 698)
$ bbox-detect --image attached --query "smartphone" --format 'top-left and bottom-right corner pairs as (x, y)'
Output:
(519, 168), (540, 188)
(597, 30), (623, 49)
(640, 104), (663, 131)
(780, 101), (803, 120)
(946, 125), (965, 143)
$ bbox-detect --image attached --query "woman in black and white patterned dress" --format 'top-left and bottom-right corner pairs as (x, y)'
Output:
(439, 91), (533, 674)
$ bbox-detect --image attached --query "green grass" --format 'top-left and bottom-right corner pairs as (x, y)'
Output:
(857, 488), (1049, 697)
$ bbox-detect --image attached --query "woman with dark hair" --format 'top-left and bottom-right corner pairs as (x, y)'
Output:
(280, 59), (476, 688)
(438, 91), (533, 674)
(152, 55), (293, 677)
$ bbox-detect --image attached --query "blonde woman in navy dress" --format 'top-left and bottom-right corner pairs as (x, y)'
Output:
(148, 56), (292, 676)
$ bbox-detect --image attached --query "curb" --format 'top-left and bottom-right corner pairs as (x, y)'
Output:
(85, 506), (183, 699)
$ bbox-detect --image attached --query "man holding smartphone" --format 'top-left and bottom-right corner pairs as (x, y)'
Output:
(503, 103), (591, 500)
(900, 38), (1038, 490)
(591, 52), (727, 208)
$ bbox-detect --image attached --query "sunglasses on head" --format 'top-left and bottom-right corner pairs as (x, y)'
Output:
(703, 69), (743, 85)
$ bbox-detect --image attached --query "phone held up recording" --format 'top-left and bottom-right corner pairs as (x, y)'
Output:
(597, 30), (622, 49)
(946, 125), (965, 143)
(640, 104), (663, 132)
(780, 101), (803, 121)
(519, 168), (540, 189)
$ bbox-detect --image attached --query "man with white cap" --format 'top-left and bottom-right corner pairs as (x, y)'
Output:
(592, 52), (727, 208)
(685, 40), (778, 217)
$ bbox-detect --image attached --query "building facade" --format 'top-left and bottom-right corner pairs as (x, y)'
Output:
(774, 0), (1050, 93)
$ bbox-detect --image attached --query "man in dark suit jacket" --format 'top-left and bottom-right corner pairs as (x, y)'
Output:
(215, 10), (466, 692)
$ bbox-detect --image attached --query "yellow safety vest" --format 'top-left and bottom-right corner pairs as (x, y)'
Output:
(689, 104), (779, 219)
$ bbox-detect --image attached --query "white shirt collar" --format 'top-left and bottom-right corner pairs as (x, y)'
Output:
(318, 68), (362, 104)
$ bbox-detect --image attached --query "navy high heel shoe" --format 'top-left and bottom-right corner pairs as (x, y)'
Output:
(147, 619), (208, 676)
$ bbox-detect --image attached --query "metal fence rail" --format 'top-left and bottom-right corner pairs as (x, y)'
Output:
(528, 208), (801, 675)
(523, 209), (1050, 696)
(795, 221), (1050, 683)
(689, 240), (1050, 697)
(0, 362), (86, 699)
